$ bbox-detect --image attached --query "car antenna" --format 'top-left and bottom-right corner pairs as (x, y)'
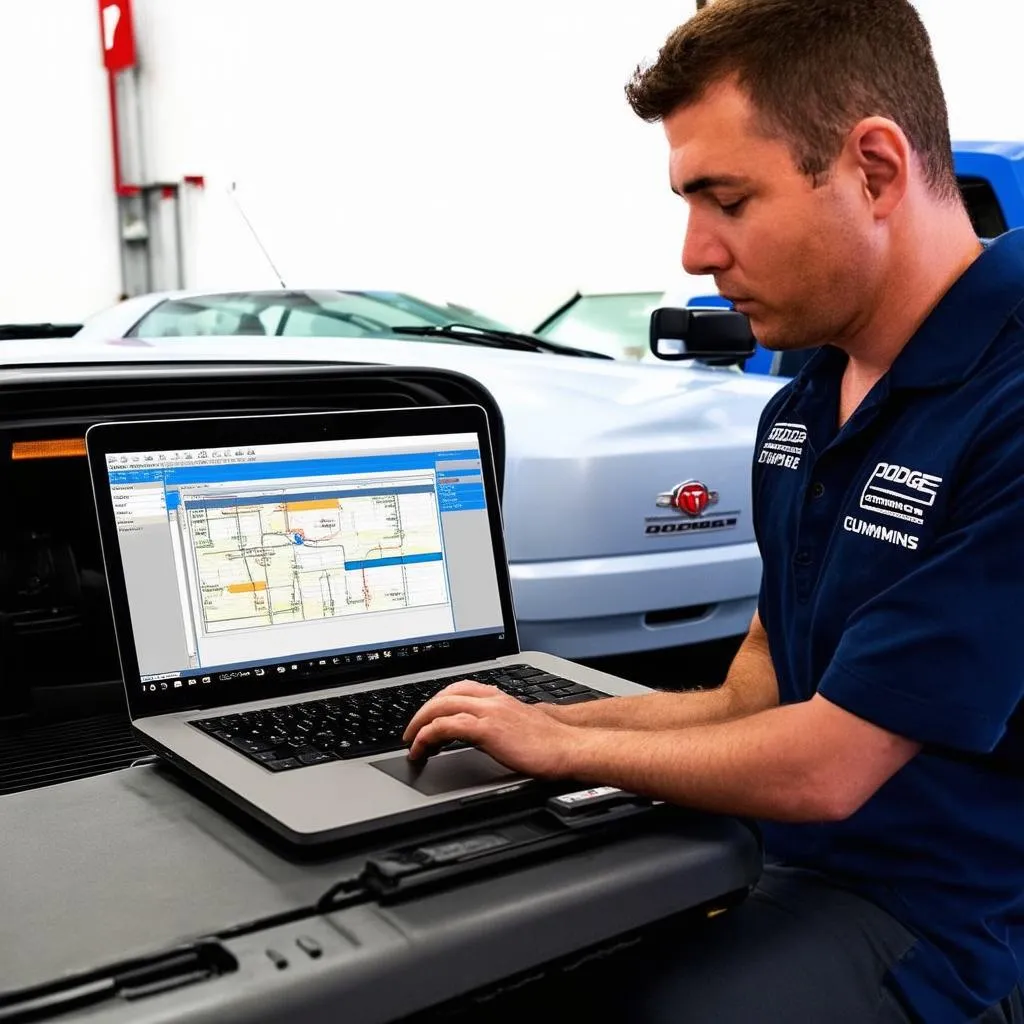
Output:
(226, 181), (288, 288)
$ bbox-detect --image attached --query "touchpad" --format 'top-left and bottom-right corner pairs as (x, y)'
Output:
(372, 748), (525, 796)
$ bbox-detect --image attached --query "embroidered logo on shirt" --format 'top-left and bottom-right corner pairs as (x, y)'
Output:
(858, 462), (942, 526)
(757, 422), (807, 471)
(843, 516), (920, 550)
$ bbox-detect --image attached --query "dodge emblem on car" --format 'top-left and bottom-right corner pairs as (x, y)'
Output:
(656, 480), (719, 518)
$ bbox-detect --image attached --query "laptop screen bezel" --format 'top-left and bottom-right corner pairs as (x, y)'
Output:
(86, 404), (520, 719)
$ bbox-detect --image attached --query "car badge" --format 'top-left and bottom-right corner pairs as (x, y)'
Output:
(655, 480), (719, 518)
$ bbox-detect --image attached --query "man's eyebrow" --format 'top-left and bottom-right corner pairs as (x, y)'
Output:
(674, 175), (751, 197)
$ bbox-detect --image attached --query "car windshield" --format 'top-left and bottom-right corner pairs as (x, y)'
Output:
(535, 293), (663, 361)
(126, 290), (520, 340)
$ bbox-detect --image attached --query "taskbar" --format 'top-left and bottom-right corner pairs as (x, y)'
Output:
(139, 626), (503, 694)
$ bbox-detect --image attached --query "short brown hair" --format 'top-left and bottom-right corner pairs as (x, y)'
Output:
(626, 0), (958, 200)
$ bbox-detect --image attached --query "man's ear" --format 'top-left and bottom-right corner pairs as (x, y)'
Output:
(844, 117), (910, 220)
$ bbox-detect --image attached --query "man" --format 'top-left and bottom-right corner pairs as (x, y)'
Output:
(405, 1), (1024, 1020)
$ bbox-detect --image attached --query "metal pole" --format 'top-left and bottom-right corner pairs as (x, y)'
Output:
(174, 186), (185, 289)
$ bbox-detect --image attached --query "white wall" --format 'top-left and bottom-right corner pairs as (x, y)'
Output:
(914, 0), (1024, 143)
(0, 0), (121, 323)
(1, 1), (1022, 326)
(132, 0), (691, 327)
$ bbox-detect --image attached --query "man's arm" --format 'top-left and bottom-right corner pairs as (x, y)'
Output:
(405, 687), (921, 823)
(564, 695), (921, 822)
(546, 610), (779, 729)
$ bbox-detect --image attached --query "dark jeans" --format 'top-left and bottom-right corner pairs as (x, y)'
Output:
(442, 863), (1023, 1023)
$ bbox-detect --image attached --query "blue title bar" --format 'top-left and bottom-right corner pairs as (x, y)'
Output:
(109, 449), (480, 486)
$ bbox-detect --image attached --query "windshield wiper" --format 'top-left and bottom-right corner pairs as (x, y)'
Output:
(389, 323), (611, 359)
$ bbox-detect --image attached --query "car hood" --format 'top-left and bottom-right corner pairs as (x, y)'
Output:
(0, 335), (787, 561)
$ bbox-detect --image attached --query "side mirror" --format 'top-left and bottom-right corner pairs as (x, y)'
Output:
(649, 307), (757, 364)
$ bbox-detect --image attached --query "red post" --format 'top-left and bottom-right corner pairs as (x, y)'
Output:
(98, 1), (138, 197)
(98, 0), (137, 73)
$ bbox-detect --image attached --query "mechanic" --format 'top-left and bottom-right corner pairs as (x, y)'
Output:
(404, 1), (1024, 1021)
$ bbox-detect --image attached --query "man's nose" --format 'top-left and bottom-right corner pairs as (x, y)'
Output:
(681, 214), (731, 277)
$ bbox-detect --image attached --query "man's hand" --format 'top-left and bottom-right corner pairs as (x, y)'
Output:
(402, 680), (579, 778)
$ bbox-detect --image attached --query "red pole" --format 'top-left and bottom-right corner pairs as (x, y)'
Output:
(106, 70), (138, 197)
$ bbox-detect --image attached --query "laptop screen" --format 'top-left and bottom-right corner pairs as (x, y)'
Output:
(102, 429), (508, 701)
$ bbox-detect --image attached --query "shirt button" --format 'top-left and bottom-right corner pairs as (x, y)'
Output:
(795, 549), (813, 566)
(810, 481), (825, 500)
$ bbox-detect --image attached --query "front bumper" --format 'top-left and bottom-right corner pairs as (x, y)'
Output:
(509, 541), (762, 660)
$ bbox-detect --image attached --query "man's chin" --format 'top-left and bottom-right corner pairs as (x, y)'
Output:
(747, 318), (806, 353)
(746, 317), (782, 351)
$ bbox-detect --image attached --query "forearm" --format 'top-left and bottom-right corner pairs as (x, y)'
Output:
(546, 688), (750, 730)
(549, 620), (779, 730)
(557, 692), (920, 823)
(563, 703), (835, 822)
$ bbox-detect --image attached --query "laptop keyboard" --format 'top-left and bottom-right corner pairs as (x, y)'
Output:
(189, 665), (607, 772)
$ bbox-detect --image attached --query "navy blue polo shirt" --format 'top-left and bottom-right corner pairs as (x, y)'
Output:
(754, 229), (1024, 1022)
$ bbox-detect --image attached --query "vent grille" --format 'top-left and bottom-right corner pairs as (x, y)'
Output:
(0, 714), (150, 795)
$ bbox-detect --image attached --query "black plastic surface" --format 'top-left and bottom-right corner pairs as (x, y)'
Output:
(0, 763), (760, 1023)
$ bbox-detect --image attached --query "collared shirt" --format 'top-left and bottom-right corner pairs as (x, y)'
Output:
(753, 229), (1024, 1022)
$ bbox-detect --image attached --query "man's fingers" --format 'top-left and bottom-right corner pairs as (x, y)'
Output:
(402, 683), (500, 741)
(408, 712), (482, 761)
(438, 680), (501, 699)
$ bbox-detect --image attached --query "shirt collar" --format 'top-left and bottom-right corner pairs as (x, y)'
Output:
(780, 229), (1024, 396)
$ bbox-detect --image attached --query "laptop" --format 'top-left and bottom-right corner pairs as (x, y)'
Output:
(86, 404), (651, 845)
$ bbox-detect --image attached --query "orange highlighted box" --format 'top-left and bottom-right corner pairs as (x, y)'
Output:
(285, 499), (338, 512)
(227, 581), (267, 594)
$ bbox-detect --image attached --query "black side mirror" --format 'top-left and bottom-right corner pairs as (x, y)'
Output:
(649, 307), (757, 364)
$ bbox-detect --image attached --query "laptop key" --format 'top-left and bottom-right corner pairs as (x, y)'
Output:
(264, 758), (300, 771)
(506, 666), (543, 679)
(553, 693), (602, 705)
(228, 736), (274, 754)
(298, 751), (337, 765)
(287, 745), (322, 759)
(337, 738), (407, 760)
(560, 683), (594, 695)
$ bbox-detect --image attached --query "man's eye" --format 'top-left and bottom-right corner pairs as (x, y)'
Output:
(720, 198), (747, 216)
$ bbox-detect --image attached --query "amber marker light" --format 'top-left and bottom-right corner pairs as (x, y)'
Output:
(11, 438), (88, 460)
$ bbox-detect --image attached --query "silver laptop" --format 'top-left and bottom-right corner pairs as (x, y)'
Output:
(86, 404), (650, 845)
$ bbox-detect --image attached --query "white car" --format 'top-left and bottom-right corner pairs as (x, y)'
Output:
(68, 288), (787, 659)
